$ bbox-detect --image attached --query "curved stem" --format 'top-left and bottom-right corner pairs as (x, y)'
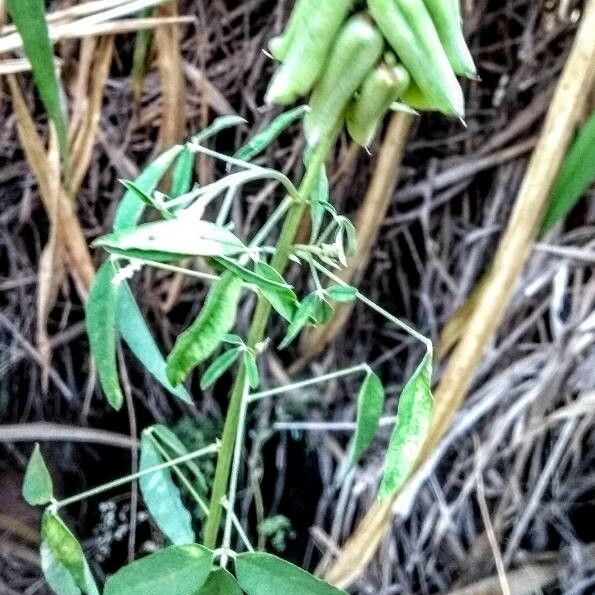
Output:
(202, 132), (336, 549)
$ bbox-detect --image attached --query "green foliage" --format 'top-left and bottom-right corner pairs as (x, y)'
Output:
(7, 0), (69, 162)
(351, 372), (385, 465)
(139, 433), (195, 545)
(170, 147), (195, 197)
(103, 544), (213, 595)
(379, 349), (433, 499)
(166, 273), (244, 385)
(40, 541), (81, 595)
(235, 552), (347, 595)
(279, 292), (319, 348)
(41, 513), (99, 595)
(23, 444), (53, 506)
(541, 111), (595, 234)
(257, 515), (296, 552)
(196, 568), (243, 595)
(200, 348), (242, 390)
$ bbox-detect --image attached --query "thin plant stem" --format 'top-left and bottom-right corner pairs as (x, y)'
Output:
(248, 363), (371, 403)
(55, 443), (218, 509)
(203, 130), (337, 549)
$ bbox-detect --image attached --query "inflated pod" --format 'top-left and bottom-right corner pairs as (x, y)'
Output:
(346, 63), (410, 146)
(304, 13), (384, 145)
(367, 0), (464, 117)
(265, 0), (354, 105)
(423, 0), (476, 77)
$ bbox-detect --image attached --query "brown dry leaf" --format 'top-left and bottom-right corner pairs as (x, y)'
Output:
(154, 1), (186, 149)
(7, 74), (95, 297)
(298, 113), (413, 366)
(324, 0), (595, 588)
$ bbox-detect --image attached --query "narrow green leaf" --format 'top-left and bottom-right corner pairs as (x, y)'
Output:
(119, 180), (173, 219)
(213, 257), (291, 292)
(254, 262), (298, 322)
(352, 372), (385, 465)
(170, 147), (195, 197)
(150, 424), (208, 493)
(200, 348), (242, 390)
(311, 297), (333, 325)
(7, 0), (68, 162)
(326, 284), (357, 303)
(196, 568), (242, 595)
(232, 105), (309, 163)
(166, 273), (244, 385)
(235, 552), (347, 595)
(23, 443), (53, 506)
(279, 293), (318, 349)
(243, 350), (260, 389)
(104, 544), (213, 595)
(117, 282), (191, 402)
(40, 541), (81, 595)
(379, 350), (433, 499)
(310, 165), (329, 242)
(96, 219), (246, 259)
(139, 434), (195, 545)
(114, 145), (184, 231)
(192, 115), (247, 144)
(85, 261), (123, 410)
(541, 111), (595, 234)
(41, 512), (99, 595)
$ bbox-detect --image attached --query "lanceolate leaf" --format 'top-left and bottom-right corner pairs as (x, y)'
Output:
(139, 433), (195, 545)
(541, 111), (595, 234)
(235, 552), (347, 595)
(166, 273), (244, 385)
(104, 544), (213, 595)
(243, 350), (260, 389)
(213, 257), (291, 292)
(192, 115), (247, 144)
(170, 147), (194, 197)
(351, 372), (385, 465)
(95, 219), (246, 259)
(40, 541), (81, 595)
(85, 260), (123, 410)
(119, 180), (173, 219)
(310, 165), (329, 242)
(7, 0), (68, 162)
(279, 293), (318, 349)
(254, 262), (298, 322)
(41, 512), (99, 595)
(200, 347), (242, 390)
(23, 443), (53, 506)
(379, 349), (433, 500)
(196, 568), (242, 595)
(113, 144), (184, 231)
(117, 282), (191, 402)
(233, 105), (309, 164)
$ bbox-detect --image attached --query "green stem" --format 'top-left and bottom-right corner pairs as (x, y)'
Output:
(202, 133), (336, 549)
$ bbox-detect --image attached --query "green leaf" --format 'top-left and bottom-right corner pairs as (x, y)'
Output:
(96, 219), (246, 259)
(23, 443), (53, 505)
(351, 372), (385, 465)
(213, 257), (291, 292)
(119, 180), (173, 219)
(7, 0), (68, 162)
(310, 165), (329, 242)
(114, 145), (184, 231)
(235, 552), (347, 595)
(379, 350), (433, 499)
(192, 115), (247, 144)
(117, 282), (191, 402)
(541, 111), (595, 234)
(104, 544), (213, 595)
(40, 541), (81, 595)
(41, 512), (99, 595)
(279, 293), (318, 349)
(150, 424), (208, 493)
(243, 350), (260, 389)
(139, 434), (195, 545)
(195, 568), (242, 595)
(170, 147), (195, 197)
(166, 273), (244, 385)
(200, 347), (242, 390)
(311, 297), (333, 325)
(326, 284), (357, 303)
(233, 105), (309, 164)
(254, 262), (298, 322)
(85, 261), (123, 409)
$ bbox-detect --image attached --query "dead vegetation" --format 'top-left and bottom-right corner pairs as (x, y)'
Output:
(0, 1), (594, 594)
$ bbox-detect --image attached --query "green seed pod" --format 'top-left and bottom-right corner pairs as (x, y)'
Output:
(265, 0), (354, 105)
(267, 0), (315, 61)
(304, 13), (384, 146)
(367, 0), (465, 117)
(346, 63), (411, 146)
(401, 80), (438, 111)
(423, 0), (476, 77)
